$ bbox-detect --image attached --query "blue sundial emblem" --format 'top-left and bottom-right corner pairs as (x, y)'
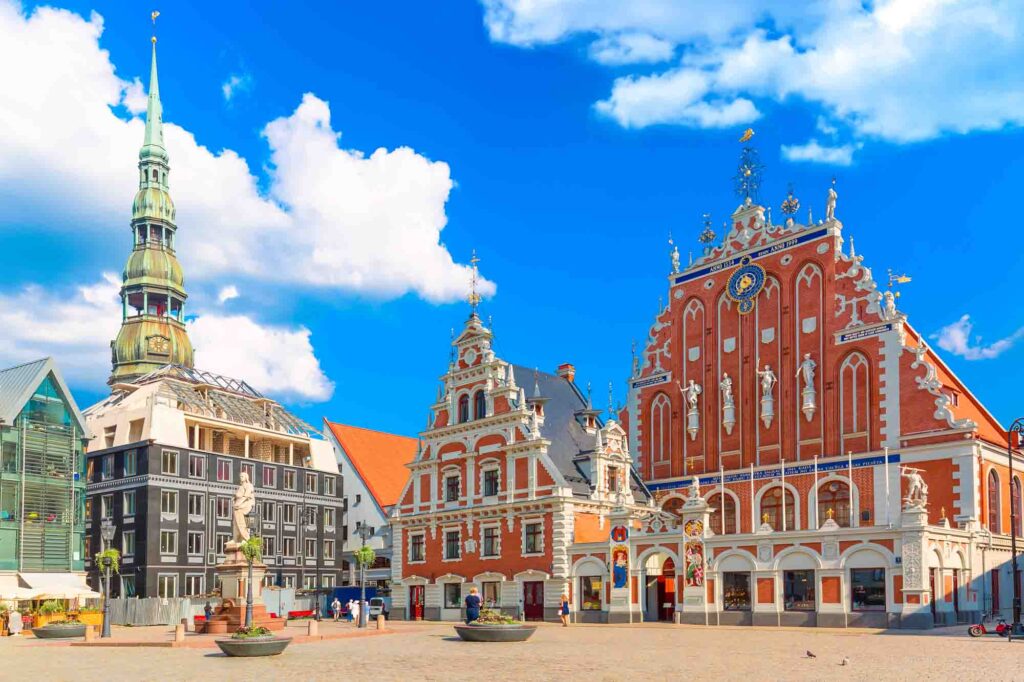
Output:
(726, 256), (767, 314)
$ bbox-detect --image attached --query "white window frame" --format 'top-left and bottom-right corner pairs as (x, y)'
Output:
(160, 530), (178, 555)
(161, 450), (178, 475)
(480, 463), (501, 498)
(521, 517), (545, 556)
(324, 476), (336, 496)
(443, 468), (462, 504)
(282, 574), (296, 589)
(282, 503), (296, 525)
(188, 492), (204, 519)
(216, 497), (231, 519)
(324, 507), (336, 529)
(261, 501), (276, 523)
(216, 459), (232, 483)
(442, 527), (461, 561)
(480, 522), (502, 559)
(241, 462), (255, 485)
(216, 533), (230, 555)
(324, 539), (335, 560)
(160, 489), (178, 517)
(283, 469), (296, 491)
(304, 538), (317, 559)
(188, 454), (205, 479)
(408, 531), (426, 564)
(263, 535), (276, 557)
(303, 575), (317, 590)
(122, 530), (135, 557)
(185, 574), (204, 596)
(100, 494), (113, 520)
(305, 472), (318, 493)
(157, 573), (178, 598)
(283, 537), (296, 558)
(262, 465), (277, 488)
(101, 454), (113, 480)
(122, 490), (136, 517)
(123, 449), (137, 477)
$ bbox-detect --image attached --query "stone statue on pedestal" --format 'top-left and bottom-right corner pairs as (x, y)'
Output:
(682, 380), (702, 441)
(720, 373), (735, 435)
(901, 466), (928, 509)
(756, 365), (777, 428)
(795, 353), (817, 421)
(231, 472), (255, 545)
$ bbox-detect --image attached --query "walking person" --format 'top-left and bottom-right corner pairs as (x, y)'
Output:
(350, 598), (360, 625)
(331, 597), (342, 622)
(559, 592), (570, 627)
(464, 587), (482, 624)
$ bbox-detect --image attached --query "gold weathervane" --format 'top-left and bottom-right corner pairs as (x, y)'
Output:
(151, 10), (160, 43)
(468, 250), (481, 313)
(887, 269), (912, 297)
(739, 128), (754, 143)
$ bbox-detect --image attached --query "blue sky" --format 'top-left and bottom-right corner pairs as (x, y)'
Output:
(1, 1), (1022, 436)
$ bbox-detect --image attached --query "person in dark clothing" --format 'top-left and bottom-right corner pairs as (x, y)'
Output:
(464, 587), (482, 624)
(203, 601), (214, 630)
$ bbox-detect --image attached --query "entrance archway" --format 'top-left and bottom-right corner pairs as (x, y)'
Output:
(642, 552), (677, 622)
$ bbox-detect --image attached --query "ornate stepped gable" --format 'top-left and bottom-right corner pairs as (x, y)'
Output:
(627, 176), (1004, 487)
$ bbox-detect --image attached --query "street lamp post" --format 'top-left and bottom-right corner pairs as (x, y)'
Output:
(1008, 418), (1024, 640)
(244, 511), (258, 629)
(307, 507), (322, 621)
(356, 522), (372, 629)
(99, 519), (116, 638)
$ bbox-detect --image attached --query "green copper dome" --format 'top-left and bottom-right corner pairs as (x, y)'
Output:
(132, 186), (175, 222)
(123, 248), (185, 292)
(111, 318), (193, 384)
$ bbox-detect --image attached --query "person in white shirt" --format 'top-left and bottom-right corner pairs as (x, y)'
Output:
(331, 597), (342, 622)
(350, 598), (360, 625)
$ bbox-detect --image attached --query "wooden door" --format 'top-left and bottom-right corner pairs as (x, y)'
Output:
(657, 574), (676, 621)
(929, 569), (937, 622)
(410, 585), (424, 620)
(523, 581), (544, 621)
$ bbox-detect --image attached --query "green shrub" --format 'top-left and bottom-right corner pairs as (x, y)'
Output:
(37, 600), (65, 615)
(232, 625), (271, 639)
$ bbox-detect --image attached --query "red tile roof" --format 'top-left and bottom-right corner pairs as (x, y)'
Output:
(324, 421), (418, 510)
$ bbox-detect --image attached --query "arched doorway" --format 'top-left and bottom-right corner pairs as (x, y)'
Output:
(642, 553), (677, 622)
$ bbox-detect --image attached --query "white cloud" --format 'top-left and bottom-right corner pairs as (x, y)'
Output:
(217, 285), (239, 304)
(780, 139), (860, 166)
(589, 33), (674, 65)
(484, 0), (1024, 144)
(221, 73), (253, 101)
(0, 274), (334, 402)
(188, 315), (334, 402)
(932, 314), (1024, 361)
(0, 1), (492, 304)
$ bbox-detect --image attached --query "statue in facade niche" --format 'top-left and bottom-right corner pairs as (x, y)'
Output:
(756, 365), (777, 428)
(684, 379), (702, 411)
(682, 380), (702, 441)
(231, 471), (255, 545)
(719, 373), (733, 405)
(720, 373), (736, 435)
(795, 353), (818, 422)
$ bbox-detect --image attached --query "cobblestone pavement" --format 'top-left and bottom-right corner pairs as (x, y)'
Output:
(2, 621), (1022, 681)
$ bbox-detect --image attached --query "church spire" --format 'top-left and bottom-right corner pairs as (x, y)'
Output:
(140, 38), (167, 163)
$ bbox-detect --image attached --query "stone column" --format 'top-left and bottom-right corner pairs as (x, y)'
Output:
(899, 505), (933, 628)
(678, 494), (713, 625)
(606, 508), (640, 624)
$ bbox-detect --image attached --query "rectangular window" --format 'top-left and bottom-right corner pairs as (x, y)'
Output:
(101, 454), (113, 480)
(783, 570), (816, 611)
(851, 568), (886, 611)
(283, 470), (296, 490)
(121, 575), (136, 597)
(444, 583), (461, 609)
(523, 522), (543, 554)
(187, 531), (203, 556)
(482, 526), (499, 557)
(185, 575), (204, 596)
(85, 497), (92, 520)
(216, 533), (230, 555)
(123, 491), (136, 516)
(262, 466), (277, 488)
(216, 459), (231, 483)
(324, 476), (336, 496)
(324, 507), (335, 528)
(324, 540), (335, 560)
(483, 469), (499, 497)
(160, 530), (177, 555)
(241, 462), (255, 485)
(282, 575), (296, 589)
(188, 454), (205, 479)
(579, 576), (602, 611)
(322, 574), (335, 588)
(160, 490), (177, 515)
(282, 504), (296, 524)
(158, 574), (177, 598)
(410, 534), (425, 562)
(303, 575), (317, 590)
(445, 475), (459, 502)
(161, 450), (178, 475)
(444, 530), (460, 560)
(216, 497), (230, 519)
(263, 536), (276, 557)
(188, 492), (204, 518)
(283, 537), (296, 557)
(100, 494), (113, 519)
(122, 530), (135, 556)
(305, 538), (316, 559)
(482, 581), (500, 608)
(123, 449), (137, 476)
(723, 572), (751, 611)
(261, 501), (275, 523)
(305, 472), (317, 493)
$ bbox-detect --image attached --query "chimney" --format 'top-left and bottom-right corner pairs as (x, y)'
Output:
(556, 363), (575, 383)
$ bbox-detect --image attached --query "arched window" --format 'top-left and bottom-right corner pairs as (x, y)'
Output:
(457, 394), (470, 424)
(650, 393), (671, 464)
(707, 493), (737, 535)
(759, 486), (795, 531)
(473, 390), (486, 420)
(817, 480), (851, 528)
(988, 469), (1001, 533)
(661, 497), (685, 518)
(1012, 477), (1022, 537)
(152, 169), (158, 181)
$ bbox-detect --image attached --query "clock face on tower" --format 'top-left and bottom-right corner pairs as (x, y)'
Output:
(147, 335), (170, 355)
(726, 256), (767, 314)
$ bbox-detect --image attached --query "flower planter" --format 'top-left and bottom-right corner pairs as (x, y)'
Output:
(215, 636), (292, 657)
(454, 623), (537, 642)
(33, 623), (87, 639)
(74, 612), (103, 627)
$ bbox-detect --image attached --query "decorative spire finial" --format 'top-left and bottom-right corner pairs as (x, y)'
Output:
(607, 381), (614, 420)
(533, 368), (541, 398)
(151, 10), (160, 43)
(698, 213), (716, 253)
(781, 183), (800, 216)
(733, 130), (763, 201)
(586, 381), (593, 408)
(468, 249), (481, 314)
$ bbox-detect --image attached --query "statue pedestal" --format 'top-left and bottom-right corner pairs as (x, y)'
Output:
(205, 552), (285, 633)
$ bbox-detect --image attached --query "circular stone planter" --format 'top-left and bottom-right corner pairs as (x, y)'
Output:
(454, 623), (537, 642)
(33, 623), (87, 639)
(215, 636), (292, 657)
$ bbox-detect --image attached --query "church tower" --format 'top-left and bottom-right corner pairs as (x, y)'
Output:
(109, 33), (193, 385)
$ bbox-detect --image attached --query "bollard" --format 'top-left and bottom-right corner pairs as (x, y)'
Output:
(84, 625), (96, 642)
(181, 617), (192, 633)
(375, 614), (386, 631)
(174, 624), (185, 642)
(307, 619), (319, 637)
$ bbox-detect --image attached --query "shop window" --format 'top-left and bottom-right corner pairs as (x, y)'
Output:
(482, 581), (500, 608)
(783, 570), (815, 611)
(817, 481), (851, 528)
(707, 493), (737, 534)
(723, 572), (751, 611)
(444, 583), (461, 609)
(850, 568), (886, 611)
(473, 390), (487, 420)
(759, 486), (795, 531)
(579, 576), (602, 611)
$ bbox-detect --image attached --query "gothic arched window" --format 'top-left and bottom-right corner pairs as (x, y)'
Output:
(457, 394), (470, 424)
(706, 493), (737, 535)
(988, 469), (1001, 533)
(1012, 477), (1022, 537)
(759, 486), (796, 531)
(473, 390), (486, 420)
(817, 480), (851, 528)
(650, 393), (671, 464)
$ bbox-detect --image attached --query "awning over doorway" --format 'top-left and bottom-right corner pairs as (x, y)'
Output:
(16, 572), (101, 599)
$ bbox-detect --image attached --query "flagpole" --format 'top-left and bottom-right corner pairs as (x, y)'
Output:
(781, 458), (787, 531)
(884, 446), (891, 527)
(719, 463), (726, 534)
(813, 455), (819, 529)
(847, 450), (854, 527)
(749, 462), (755, 532)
